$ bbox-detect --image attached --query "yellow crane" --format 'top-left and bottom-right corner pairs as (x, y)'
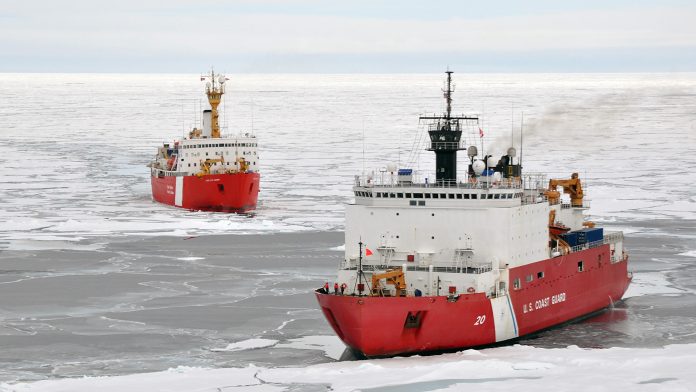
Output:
(371, 268), (407, 297)
(196, 156), (225, 177)
(545, 172), (584, 207)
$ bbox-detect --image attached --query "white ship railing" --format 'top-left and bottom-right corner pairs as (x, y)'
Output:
(152, 168), (188, 177)
(342, 263), (492, 275)
(566, 231), (625, 262)
(427, 141), (467, 150)
(354, 175), (524, 190)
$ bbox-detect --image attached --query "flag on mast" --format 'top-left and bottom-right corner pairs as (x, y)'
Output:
(479, 127), (484, 138)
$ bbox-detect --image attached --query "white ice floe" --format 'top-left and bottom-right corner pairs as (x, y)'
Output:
(329, 244), (345, 251)
(210, 338), (279, 352)
(176, 257), (205, 261)
(3, 239), (103, 251)
(275, 335), (345, 360)
(679, 250), (696, 258)
(6, 344), (696, 391)
(261, 344), (696, 391)
(1, 365), (282, 392)
(623, 271), (686, 299)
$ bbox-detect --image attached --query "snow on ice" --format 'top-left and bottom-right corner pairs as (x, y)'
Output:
(5, 344), (696, 392)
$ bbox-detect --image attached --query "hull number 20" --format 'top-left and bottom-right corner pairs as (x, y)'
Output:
(474, 315), (486, 325)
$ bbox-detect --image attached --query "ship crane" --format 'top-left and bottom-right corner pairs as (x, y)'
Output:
(197, 156), (225, 177)
(371, 268), (407, 297)
(545, 172), (584, 207)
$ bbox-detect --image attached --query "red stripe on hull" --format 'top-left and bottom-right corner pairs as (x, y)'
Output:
(316, 246), (630, 357)
(315, 293), (495, 357)
(509, 244), (630, 336)
(150, 172), (260, 213)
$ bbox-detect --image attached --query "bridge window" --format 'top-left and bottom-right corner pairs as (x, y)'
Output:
(537, 271), (544, 279)
(448, 194), (455, 199)
(432, 194), (439, 199)
(456, 194), (462, 199)
(494, 194), (500, 199)
(440, 193), (447, 198)
(425, 193), (431, 199)
(578, 261), (584, 272)
(471, 194), (477, 199)
(525, 274), (533, 283)
(413, 193), (423, 198)
(405, 193), (412, 198)
(409, 200), (416, 206)
(397, 193), (404, 198)
(418, 201), (425, 206)
(513, 278), (521, 290)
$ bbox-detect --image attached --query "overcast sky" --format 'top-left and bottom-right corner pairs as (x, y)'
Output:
(2, 0), (695, 72)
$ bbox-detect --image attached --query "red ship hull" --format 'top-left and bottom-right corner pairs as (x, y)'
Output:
(150, 172), (260, 213)
(316, 244), (630, 357)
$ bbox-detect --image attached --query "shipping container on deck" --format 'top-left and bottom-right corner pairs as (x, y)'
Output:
(577, 227), (604, 245)
(559, 231), (579, 247)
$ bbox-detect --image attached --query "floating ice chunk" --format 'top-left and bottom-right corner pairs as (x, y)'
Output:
(623, 272), (685, 299)
(679, 250), (696, 258)
(275, 335), (345, 360)
(176, 257), (205, 261)
(4, 239), (102, 251)
(210, 338), (278, 352)
(330, 244), (345, 251)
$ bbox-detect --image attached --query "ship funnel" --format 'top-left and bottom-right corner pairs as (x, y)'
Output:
(202, 110), (212, 137)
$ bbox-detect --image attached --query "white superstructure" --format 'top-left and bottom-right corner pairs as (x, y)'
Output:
(150, 135), (259, 177)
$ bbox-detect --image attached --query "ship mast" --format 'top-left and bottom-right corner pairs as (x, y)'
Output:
(444, 70), (453, 119)
(202, 70), (227, 139)
(420, 71), (478, 184)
